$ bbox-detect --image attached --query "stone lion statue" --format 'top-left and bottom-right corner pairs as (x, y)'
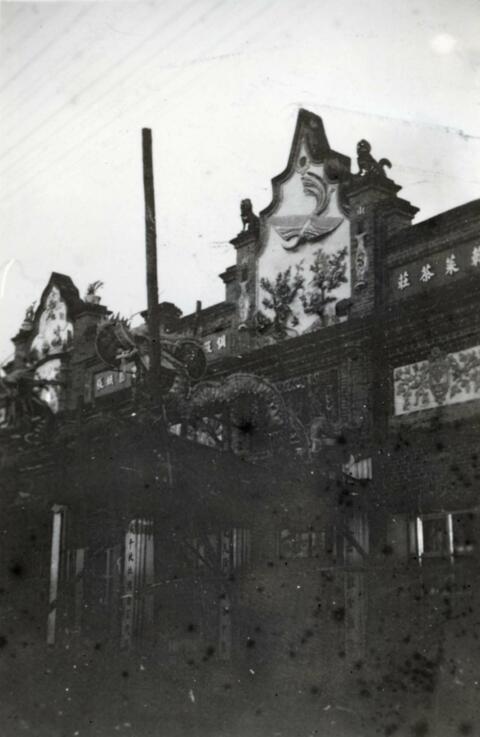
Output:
(240, 199), (259, 233)
(357, 139), (392, 177)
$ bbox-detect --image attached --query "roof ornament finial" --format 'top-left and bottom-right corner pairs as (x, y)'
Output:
(84, 280), (104, 304)
(21, 301), (36, 331)
(304, 116), (326, 161)
(240, 199), (259, 235)
(356, 139), (392, 178)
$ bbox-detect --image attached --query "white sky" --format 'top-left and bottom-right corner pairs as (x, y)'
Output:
(0, 0), (479, 364)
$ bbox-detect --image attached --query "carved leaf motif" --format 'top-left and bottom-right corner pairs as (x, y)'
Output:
(394, 362), (430, 412)
(394, 346), (480, 415)
(258, 265), (304, 339)
(301, 171), (330, 215)
(428, 350), (451, 404)
(301, 247), (348, 323)
(450, 349), (480, 395)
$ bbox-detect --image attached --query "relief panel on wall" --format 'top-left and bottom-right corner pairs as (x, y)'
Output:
(394, 345), (480, 416)
(257, 144), (351, 340)
(30, 286), (73, 361)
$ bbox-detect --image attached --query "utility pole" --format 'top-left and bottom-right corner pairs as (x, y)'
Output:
(142, 128), (173, 487)
(142, 128), (162, 403)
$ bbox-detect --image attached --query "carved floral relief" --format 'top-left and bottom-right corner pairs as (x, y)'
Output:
(354, 233), (368, 289)
(300, 246), (348, 328)
(258, 140), (351, 340)
(237, 279), (250, 329)
(256, 265), (305, 340)
(394, 345), (480, 415)
(33, 358), (63, 414)
(30, 286), (73, 361)
(256, 245), (348, 340)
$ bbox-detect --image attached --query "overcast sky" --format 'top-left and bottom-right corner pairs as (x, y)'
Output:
(1, 0), (479, 364)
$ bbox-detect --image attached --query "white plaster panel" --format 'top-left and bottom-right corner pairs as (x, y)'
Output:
(31, 286), (73, 360)
(258, 155), (351, 336)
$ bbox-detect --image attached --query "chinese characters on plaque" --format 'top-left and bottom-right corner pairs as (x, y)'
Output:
(93, 364), (135, 397)
(120, 519), (154, 649)
(396, 245), (480, 292)
(203, 333), (227, 355)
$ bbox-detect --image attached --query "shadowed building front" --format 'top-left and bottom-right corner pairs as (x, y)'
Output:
(1, 109), (479, 737)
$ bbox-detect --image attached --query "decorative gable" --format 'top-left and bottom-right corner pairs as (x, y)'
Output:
(256, 109), (352, 340)
(7, 273), (85, 416)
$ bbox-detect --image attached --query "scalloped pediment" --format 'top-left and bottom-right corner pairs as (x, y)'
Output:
(256, 110), (352, 340)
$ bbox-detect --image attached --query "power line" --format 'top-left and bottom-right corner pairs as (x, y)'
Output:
(1, 4), (69, 64)
(2, 0), (288, 180)
(0, 0), (202, 125)
(0, 2), (165, 121)
(0, 12), (137, 122)
(0, 0), (277, 203)
(0, 4), (26, 32)
(0, 0), (241, 183)
(0, 4), (94, 95)
(0, 0), (202, 164)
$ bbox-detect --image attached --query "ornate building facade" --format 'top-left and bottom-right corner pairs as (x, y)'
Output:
(1, 109), (479, 736)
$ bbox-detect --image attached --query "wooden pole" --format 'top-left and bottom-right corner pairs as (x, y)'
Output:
(142, 128), (161, 402)
(142, 128), (173, 488)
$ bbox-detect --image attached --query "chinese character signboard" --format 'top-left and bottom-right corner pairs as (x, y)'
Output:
(120, 519), (154, 649)
(391, 242), (480, 299)
(93, 364), (134, 398)
(202, 333), (228, 358)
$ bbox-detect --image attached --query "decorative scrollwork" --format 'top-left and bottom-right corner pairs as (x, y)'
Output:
(394, 345), (480, 415)
(178, 372), (310, 458)
(96, 318), (206, 389)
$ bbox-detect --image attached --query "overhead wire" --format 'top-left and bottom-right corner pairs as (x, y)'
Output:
(0, 1), (165, 120)
(0, 0), (203, 163)
(0, 0), (280, 185)
(2, 0), (286, 178)
(0, 4), (26, 33)
(0, 0), (230, 184)
(0, 0), (286, 352)
(1, 5), (72, 62)
(0, 3), (94, 95)
(2, 3), (478, 199)
(0, 0), (281, 204)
